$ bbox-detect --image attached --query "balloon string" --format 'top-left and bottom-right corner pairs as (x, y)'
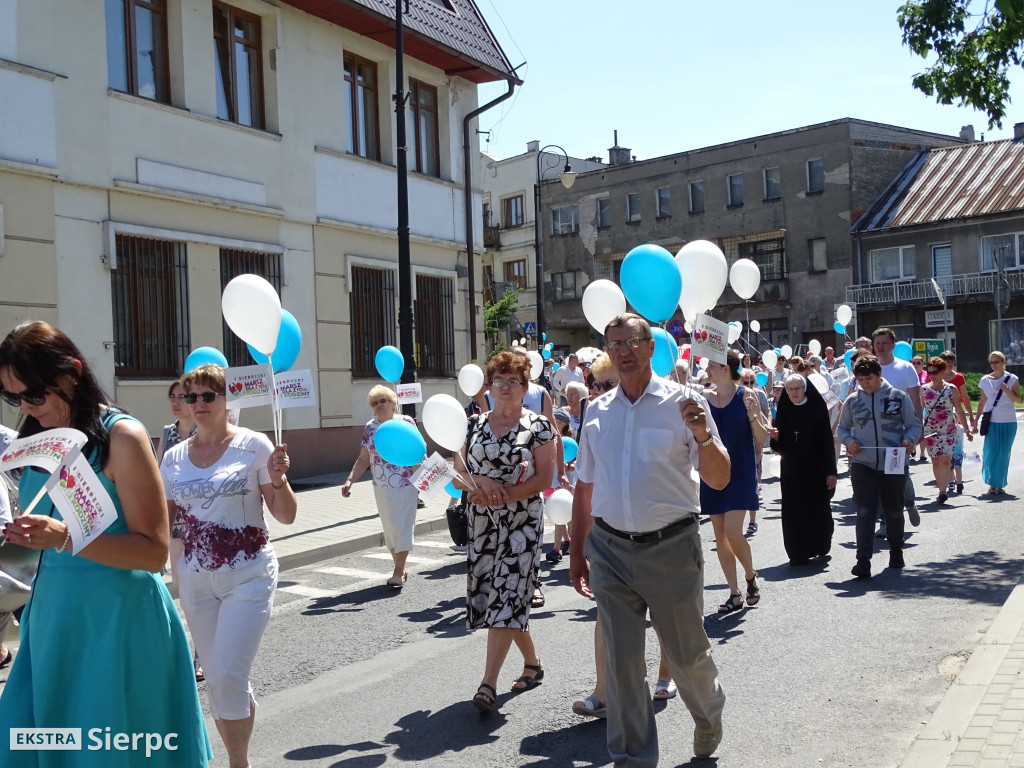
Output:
(268, 356), (282, 446)
(453, 451), (479, 490)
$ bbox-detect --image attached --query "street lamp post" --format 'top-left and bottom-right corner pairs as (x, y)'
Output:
(533, 145), (576, 346)
(393, 0), (415, 417)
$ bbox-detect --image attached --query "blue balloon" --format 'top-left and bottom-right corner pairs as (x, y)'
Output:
(542, 348), (551, 359)
(774, 348), (782, 355)
(845, 349), (855, 369)
(375, 346), (405, 382)
(248, 309), (302, 372)
(756, 372), (768, 386)
(562, 436), (579, 463)
(542, 333), (547, 341)
(620, 244), (682, 323)
(444, 481), (463, 499)
(894, 340), (913, 361)
(552, 363), (560, 372)
(651, 327), (677, 377)
(833, 321), (846, 334)
(185, 347), (228, 372)
(373, 419), (426, 466)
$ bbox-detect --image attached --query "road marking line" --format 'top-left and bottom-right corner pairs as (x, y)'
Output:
(364, 553), (443, 565)
(278, 584), (338, 599)
(413, 540), (459, 549)
(315, 566), (385, 580)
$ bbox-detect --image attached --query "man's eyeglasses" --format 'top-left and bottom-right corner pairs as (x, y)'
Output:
(606, 336), (650, 352)
(592, 379), (616, 392)
(490, 378), (523, 389)
(0, 386), (49, 408)
(183, 392), (223, 404)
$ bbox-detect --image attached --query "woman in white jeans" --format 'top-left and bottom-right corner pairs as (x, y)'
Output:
(161, 364), (296, 768)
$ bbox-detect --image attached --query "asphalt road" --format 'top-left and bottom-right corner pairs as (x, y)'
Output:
(205, 436), (1024, 768)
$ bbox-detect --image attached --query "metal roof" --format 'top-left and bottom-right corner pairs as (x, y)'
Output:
(854, 139), (1024, 232)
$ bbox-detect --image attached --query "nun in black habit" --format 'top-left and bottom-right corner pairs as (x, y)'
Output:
(769, 375), (837, 565)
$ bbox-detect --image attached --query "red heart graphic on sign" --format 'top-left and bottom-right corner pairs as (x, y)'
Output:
(65, 475), (76, 489)
(60, 465), (70, 481)
(230, 383), (243, 395)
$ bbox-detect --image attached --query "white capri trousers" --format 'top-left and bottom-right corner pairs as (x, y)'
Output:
(178, 552), (278, 720)
(373, 483), (418, 553)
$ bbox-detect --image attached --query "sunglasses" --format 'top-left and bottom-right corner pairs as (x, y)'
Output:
(370, 398), (393, 407)
(927, 369), (942, 375)
(592, 379), (616, 392)
(183, 391), (223, 404)
(0, 386), (50, 408)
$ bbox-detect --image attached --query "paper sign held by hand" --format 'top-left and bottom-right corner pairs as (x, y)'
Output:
(884, 447), (906, 475)
(690, 314), (729, 365)
(0, 429), (88, 474)
(45, 451), (118, 553)
(410, 452), (458, 499)
(396, 383), (422, 405)
(226, 364), (274, 408)
(274, 369), (317, 410)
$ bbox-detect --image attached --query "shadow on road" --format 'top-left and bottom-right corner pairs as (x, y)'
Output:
(301, 585), (405, 616)
(516, 719), (611, 767)
(382, 701), (509, 761)
(282, 739), (386, 764)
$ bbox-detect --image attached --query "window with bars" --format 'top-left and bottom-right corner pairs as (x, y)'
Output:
(111, 235), (190, 377)
(414, 273), (455, 377)
(740, 238), (787, 281)
(344, 53), (379, 160)
(220, 249), (283, 366)
(350, 266), (396, 377)
(213, 3), (264, 129)
(409, 79), (440, 177)
(757, 317), (789, 350)
(105, 0), (170, 103)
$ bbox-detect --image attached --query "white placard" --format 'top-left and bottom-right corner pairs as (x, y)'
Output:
(274, 369), (318, 410)
(884, 447), (907, 475)
(396, 382), (423, 404)
(225, 364), (274, 408)
(691, 313), (730, 365)
(410, 452), (459, 499)
(45, 451), (118, 552)
(0, 429), (88, 474)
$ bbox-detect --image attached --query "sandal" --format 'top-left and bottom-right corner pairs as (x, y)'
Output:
(511, 663), (544, 691)
(653, 678), (678, 700)
(530, 589), (545, 608)
(746, 574), (761, 606)
(572, 695), (607, 718)
(193, 657), (204, 683)
(386, 571), (408, 589)
(472, 683), (496, 714)
(718, 593), (744, 614)
(745, 521), (758, 536)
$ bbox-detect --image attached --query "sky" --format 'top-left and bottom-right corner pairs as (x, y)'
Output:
(474, 0), (1024, 162)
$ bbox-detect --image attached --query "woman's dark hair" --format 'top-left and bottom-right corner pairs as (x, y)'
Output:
(725, 349), (742, 381)
(485, 350), (531, 386)
(0, 321), (117, 464)
(853, 354), (882, 377)
(168, 380), (182, 398)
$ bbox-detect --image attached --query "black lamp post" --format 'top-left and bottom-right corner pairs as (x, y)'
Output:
(533, 145), (576, 346)
(393, 0), (415, 416)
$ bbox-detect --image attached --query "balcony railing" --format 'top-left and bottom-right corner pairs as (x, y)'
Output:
(846, 270), (1024, 306)
(483, 226), (500, 249)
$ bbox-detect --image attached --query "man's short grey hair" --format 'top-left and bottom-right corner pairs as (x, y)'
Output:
(674, 359), (690, 375)
(604, 312), (652, 340)
(566, 382), (588, 400)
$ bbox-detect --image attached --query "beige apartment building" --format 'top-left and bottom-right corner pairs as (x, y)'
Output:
(0, 0), (517, 474)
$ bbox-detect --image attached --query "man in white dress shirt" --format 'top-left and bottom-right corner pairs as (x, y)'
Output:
(552, 353), (585, 405)
(570, 313), (731, 765)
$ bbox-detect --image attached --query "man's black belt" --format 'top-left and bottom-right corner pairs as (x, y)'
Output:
(595, 515), (696, 544)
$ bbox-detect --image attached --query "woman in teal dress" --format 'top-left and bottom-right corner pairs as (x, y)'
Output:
(0, 321), (211, 767)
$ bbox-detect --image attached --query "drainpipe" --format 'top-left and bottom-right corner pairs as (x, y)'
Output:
(463, 79), (517, 361)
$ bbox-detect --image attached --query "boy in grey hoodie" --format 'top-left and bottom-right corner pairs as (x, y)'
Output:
(837, 355), (923, 578)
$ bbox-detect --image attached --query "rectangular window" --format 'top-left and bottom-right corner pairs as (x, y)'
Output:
(981, 233), (1024, 271)
(868, 245), (916, 282)
(220, 249), (283, 367)
(807, 158), (825, 193)
(409, 79), (439, 177)
(809, 238), (827, 272)
(414, 273), (455, 377)
(763, 167), (781, 201)
(105, 0), (170, 103)
(626, 193), (641, 223)
(757, 316), (789, 350)
(343, 53), (380, 160)
(597, 198), (611, 228)
(727, 174), (744, 207)
(350, 266), (396, 377)
(213, 2), (264, 129)
(503, 258), (527, 289)
(656, 187), (671, 218)
(552, 271), (584, 301)
(689, 181), (705, 214)
(110, 235), (190, 377)
(740, 238), (787, 281)
(502, 195), (524, 228)
(551, 205), (579, 235)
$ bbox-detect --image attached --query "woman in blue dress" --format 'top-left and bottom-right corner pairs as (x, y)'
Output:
(0, 321), (211, 767)
(701, 349), (766, 613)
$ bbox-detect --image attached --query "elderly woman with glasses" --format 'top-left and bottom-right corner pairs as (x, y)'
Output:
(975, 351), (1021, 495)
(921, 357), (972, 504)
(457, 350), (556, 714)
(341, 385), (419, 588)
(160, 363), (295, 768)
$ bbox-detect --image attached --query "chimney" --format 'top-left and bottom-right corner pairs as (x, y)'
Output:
(959, 125), (976, 142)
(608, 130), (632, 167)
(526, 140), (539, 153)
(1015, 123), (1024, 142)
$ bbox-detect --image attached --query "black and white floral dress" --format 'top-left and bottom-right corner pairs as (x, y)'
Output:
(465, 410), (554, 631)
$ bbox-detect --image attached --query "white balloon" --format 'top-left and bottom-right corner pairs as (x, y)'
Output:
(699, 356), (710, 370)
(676, 240), (728, 314)
(520, 337), (527, 345)
(780, 344), (793, 360)
(511, 340), (519, 347)
(807, 373), (829, 394)
(421, 394), (469, 452)
(528, 350), (543, 381)
(545, 488), (574, 525)
(729, 258), (761, 300)
(582, 280), (627, 334)
(836, 304), (853, 327)
(684, 321), (693, 334)
(750, 319), (761, 333)
(727, 323), (741, 344)
(808, 339), (822, 356)
(762, 350), (778, 369)
(221, 274), (282, 355)
(546, 343), (553, 350)
(457, 364), (484, 397)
